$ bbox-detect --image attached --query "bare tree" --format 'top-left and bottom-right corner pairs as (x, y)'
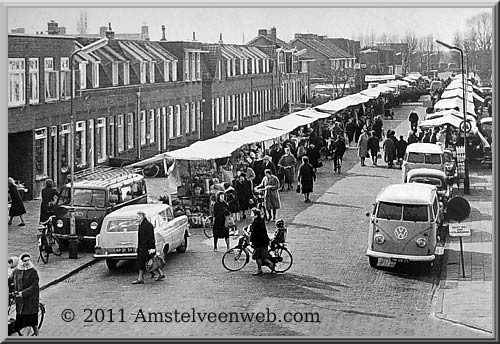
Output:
(467, 12), (492, 51)
(76, 11), (88, 35)
(402, 32), (418, 75)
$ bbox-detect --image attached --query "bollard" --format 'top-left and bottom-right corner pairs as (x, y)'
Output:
(68, 236), (79, 259)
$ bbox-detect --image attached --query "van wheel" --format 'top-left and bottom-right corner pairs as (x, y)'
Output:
(106, 259), (118, 270)
(369, 256), (378, 268)
(176, 235), (188, 253)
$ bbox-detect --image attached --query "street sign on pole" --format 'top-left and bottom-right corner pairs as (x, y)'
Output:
(449, 223), (471, 237)
(459, 120), (472, 133)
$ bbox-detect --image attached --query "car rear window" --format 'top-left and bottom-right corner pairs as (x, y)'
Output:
(425, 154), (442, 164)
(407, 152), (425, 163)
(410, 177), (442, 188)
(105, 219), (138, 232)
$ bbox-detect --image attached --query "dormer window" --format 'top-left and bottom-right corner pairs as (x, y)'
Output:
(140, 62), (147, 84)
(112, 62), (119, 86)
(91, 62), (100, 88)
(123, 62), (130, 85)
(149, 61), (155, 83)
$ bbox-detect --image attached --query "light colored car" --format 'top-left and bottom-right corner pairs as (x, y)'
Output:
(407, 168), (451, 205)
(402, 143), (446, 182)
(94, 204), (189, 270)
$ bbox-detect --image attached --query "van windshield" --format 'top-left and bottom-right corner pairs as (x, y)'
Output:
(377, 202), (429, 222)
(105, 219), (138, 232)
(407, 152), (442, 164)
(59, 188), (106, 208)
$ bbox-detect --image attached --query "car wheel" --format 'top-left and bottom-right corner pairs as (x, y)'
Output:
(369, 256), (378, 268)
(106, 259), (118, 270)
(176, 235), (188, 253)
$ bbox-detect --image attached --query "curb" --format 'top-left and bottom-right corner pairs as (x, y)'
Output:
(40, 258), (100, 291)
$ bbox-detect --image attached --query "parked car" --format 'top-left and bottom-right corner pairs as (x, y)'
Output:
(407, 168), (452, 207)
(402, 143), (451, 182)
(94, 203), (189, 270)
(365, 183), (444, 269)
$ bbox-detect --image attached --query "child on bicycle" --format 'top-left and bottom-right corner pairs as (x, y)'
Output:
(270, 218), (287, 251)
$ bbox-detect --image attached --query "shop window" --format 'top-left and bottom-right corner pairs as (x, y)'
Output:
(34, 128), (48, 180)
(175, 105), (181, 137)
(96, 118), (106, 163)
(108, 116), (115, 157)
(75, 121), (87, 166)
(127, 113), (134, 149)
(149, 109), (155, 143)
(140, 111), (146, 145)
(185, 103), (190, 134)
(168, 106), (174, 139)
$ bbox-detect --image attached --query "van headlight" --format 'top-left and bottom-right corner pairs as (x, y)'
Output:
(90, 221), (99, 230)
(56, 219), (64, 228)
(374, 234), (385, 244)
(416, 238), (427, 248)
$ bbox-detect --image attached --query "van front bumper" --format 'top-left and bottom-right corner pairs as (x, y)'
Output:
(366, 249), (435, 262)
(94, 253), (137, 259)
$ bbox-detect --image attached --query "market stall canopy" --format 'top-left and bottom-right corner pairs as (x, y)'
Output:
(440, 88), (475, 103)
(433, 97), (476, 115)
(314, 93), (371, 112)
(386, 80), (410, 87)
(420, 115), (465, 129)
(425, 109), (476, 121)
(365, 74), (396, 82)
(360, 84), (393, 99)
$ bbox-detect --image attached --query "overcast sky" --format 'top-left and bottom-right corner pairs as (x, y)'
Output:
(7, 4), (492, 46)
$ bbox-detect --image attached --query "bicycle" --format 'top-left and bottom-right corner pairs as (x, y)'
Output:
(333, 153), (343, 174)
(222, 227), (293, 273)
(37, 216), (62, 264)
(251, 190), (268, 222)
(8, 293), (45, 336)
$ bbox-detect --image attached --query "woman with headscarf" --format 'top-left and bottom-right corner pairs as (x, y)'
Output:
(357, 130), (369, 167)
(8, 177), (26, 226)
(255, 169), (281, 222)
(297, 156), (316, 203)
(12, 253), (40, 336)
(8, 256), (19, 294)
(39, 178), (59, 223)
(248, 208), (275, 276)
(212, 192), (231, 252)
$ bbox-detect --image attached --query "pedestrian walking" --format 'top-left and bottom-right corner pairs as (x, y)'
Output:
(255, 169), (281, 222)
(132, 211), (164, 284)
(212, 192), (231, 252)
(240, 162), (256, 189)
(357, 130), (369, 167)
(407, 130), (419, 145)
(277, 148), (297, 191)
(306, 143), (321, 172)
(345, 118), (356, 145)
(297, 156), (316, 203)
(396, 135), (408, 168)
(409, 111), (419, 131)
(11, 253), (40, 336)
(8, 177), (26, 226)
(39, 179), (58, 223)
(383, 133), (397, 168)
(234, 173), (253, 220)
(223, 182), (240, 228)
(261, 155), (277, 176)
(248, 208), (275, 276)
(332, 134), (346, 173)
(373, 115), (384, 140)
(367, 131), (380, 166)
(8, 256), (19, 294)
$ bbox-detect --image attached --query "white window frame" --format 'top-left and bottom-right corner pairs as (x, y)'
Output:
(196, 52), (201, 80)
(256, 58), (260, 74)
(149, 61), (156, 83)
(112, 62), (119, 86)
(221, 97), (225, 124)
(172, 61), (178, 81)
(195, 101), (200, 135)
(175, 105), (181, 137)
(191, 53), (196, 81)
(244, 59), (248, 74)
(60, 57), (71, 100)
(232, 95), (236, 121)
(140, 62), (147, 84)
(75, 121), (86, 165)
(140, 110), (146, 145)
(161, 107), (167, 150)
(79, 62), (87, 90)
(168, 106), (174, 139)
(156, 108), (161, 151)
(232, 58), (236, 76)
(191, 102), (196, 132)
(215, 97), (220, 125)
(149, 109), (155, 143)
(226, 59), (231, 77)
(44, 57), (59, 102)
(240, 59), (244, 76)
(117, 115), (125, 152)
(34, 128), (48, 177)
(50, 126), (58, 184)
(123, 62), (130, 85)
(185, 103), (190, 134)
(217, 60), (222, 80)
(28, 58), (39, 105)
(91, 62), (100, 88)
(185, 52), (190, 81)
(251, 58), (255, 74)
(164, 61), (170, 82)
(127, 113), (134, 149)
(211, 99), (215, 131)
(88, 119), (95, 169)
(96, 117), (107, 163)
(108, 116), (115, 157)
(227, 96), (232, 122)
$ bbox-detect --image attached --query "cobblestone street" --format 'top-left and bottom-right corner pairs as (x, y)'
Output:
(20, 103), (489, 338)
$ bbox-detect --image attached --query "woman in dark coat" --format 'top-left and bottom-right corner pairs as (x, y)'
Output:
(234, 173), (253, 220)
(248, 208), (274, 275)
(306, 144), (321, 171)
(212, 192), (230, 251)
(133, 211), (163, 284)
(297, 156), (316, 203)
(12, 253), (40, 335)
(383, 134), (397, 168)
(8, 177), (26, 226)
(39, 179), (59, 223)
(367, 131), (380, 166)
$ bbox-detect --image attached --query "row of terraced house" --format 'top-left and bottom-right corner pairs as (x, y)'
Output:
(8, 23), (355, 199)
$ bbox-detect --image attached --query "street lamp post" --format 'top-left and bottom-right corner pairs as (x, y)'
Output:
(68, 38), (109, 259)
(436, 40), (470, 194)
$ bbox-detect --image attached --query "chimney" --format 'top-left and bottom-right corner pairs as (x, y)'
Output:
(105, 22), (114, 40)
(218, 33), (223, 44)
(47, 20), (58, 35)
(99, 26), (107, 37)
(270, 26), (277, 45)
(141, 25), (149, 40)
(258, 29), (267, 37)
(160, 25), (166, 41)
(192, 32), (196, 41)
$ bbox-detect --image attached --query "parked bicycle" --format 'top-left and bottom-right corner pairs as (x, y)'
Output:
(250, 190), (268, 222)
(8, 293), (45, 336)
(37, 216), (62, 264)
(222, 226), (293, 273)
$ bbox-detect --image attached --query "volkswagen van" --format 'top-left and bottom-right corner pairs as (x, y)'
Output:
(53, 167), (147, 247)
(366, 183), (443, 268)
(402, 143), (449, 182)
(94, 204), (189, 270)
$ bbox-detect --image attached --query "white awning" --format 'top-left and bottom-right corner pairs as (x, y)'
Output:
(315, 93), (371, 112)
(433, 97), (476, 115)
(425, 109), (476, 121)
(365, 74), (396, 82)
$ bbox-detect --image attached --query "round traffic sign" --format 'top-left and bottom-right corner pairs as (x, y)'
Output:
(459, 120), (472, 133)
(447, 196), (471, 221)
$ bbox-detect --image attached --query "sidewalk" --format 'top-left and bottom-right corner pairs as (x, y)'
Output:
(433, 168), (494, 335)
(7, 199), (96, 290)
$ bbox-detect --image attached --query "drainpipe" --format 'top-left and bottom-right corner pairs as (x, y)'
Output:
(137, 88), (141, 160)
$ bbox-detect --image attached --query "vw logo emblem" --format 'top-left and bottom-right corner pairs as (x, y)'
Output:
(394, 226), (408, 240)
